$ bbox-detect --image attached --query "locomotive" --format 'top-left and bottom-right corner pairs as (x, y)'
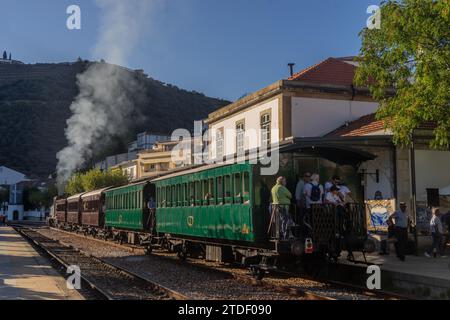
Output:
(51, 162), (368, 278)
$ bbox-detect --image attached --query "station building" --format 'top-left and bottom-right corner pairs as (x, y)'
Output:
(204, 56), (450, 248)
(0, 166), (29, 221)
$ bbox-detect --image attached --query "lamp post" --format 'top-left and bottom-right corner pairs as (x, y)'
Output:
(409, 130), (419, 255)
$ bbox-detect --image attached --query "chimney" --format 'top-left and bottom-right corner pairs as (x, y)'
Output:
(288, 63), (295, 77)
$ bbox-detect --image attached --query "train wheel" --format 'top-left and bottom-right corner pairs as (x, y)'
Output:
(177, 251), (186, 261)
(250, 267), (265, 281)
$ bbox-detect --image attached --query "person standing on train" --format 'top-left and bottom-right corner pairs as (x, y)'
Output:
(388, 202), (410, 262)
(325, 175), (340, 193)
(295, 173), (310, 224)
(304, 173), (324, 211)
(325, 186), (344, 206)
(271, 176), (293, 239)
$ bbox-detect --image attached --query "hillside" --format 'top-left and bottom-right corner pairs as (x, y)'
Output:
(0, 61), (228, 178)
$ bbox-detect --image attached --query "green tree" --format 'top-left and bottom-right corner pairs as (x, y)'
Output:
(65, 173), (85, 195)
(0, 187), (9, 203)
(65, 169), (129, 196)
(356, 0), (449, 148)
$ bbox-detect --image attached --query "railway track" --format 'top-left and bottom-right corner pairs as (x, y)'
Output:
(15, 226), (189, 300)
(29, 225), (411, 300)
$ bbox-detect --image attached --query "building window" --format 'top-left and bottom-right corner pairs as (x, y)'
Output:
(216, 128), (224, 159)
(260, 112), (271, 148)
(236, 121), (245, 155)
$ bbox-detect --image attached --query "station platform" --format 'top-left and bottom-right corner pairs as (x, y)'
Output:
(339, 250), (450, 299)
(0, 226), (83, 300)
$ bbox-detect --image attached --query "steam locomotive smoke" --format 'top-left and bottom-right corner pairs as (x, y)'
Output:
(56, 0), (151, 192)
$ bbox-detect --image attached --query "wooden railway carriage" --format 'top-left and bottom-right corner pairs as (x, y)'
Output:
(80, 188), (110, 235)
(66, 193), (85, 226)
(54, 197), (67, 225)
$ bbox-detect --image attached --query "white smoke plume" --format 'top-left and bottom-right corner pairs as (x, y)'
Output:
(56, 0), (152, 191)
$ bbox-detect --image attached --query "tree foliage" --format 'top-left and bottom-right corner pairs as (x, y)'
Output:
(23, 185), (58, 210)
(65, 169), (129, 196)
(356, 0), (449, 148)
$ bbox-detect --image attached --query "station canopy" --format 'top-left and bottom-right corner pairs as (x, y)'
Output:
(279, 138), (378, 166)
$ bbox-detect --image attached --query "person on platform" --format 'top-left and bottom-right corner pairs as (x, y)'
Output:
(444, 211), (450, 254)
(425, 208), (447, 258)
(388, 202), (410, 262)
(271, 176), (293, 239)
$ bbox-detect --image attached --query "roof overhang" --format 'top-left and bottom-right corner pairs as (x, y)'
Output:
(279, 136), (393, 166)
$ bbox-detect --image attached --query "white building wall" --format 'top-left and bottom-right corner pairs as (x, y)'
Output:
(359, 149), (395, 200)
(123, 165), (138, 180)
(291, 97), (378, 137)
(415, 150), (450, 202)
(6, 205), (24, 221)
(209, 98), (280, 158)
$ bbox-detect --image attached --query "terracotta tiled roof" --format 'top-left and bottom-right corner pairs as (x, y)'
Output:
(327, 113), (437, 137)
(327, 114), (386, 137)
(288, 57), (357, 86)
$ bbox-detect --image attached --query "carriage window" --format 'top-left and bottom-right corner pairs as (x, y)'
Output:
(176, 184), (181, 206)
(195, 181), (202, 205)
(243, 172), (250, 204)
(224, 175), (232, 203)
(202, 180), (208, 204)
(189, 182), (195, 206)
(234, 173), (242, 197)
(167, 186), (172, 207)
(164, 186), (167, 208)
(216, 176), (223, 205)
(172, 185), (176, 207)
(182, 183), (187, 206)
(234, 173), (242, 204)
(209, 178), (215, 205)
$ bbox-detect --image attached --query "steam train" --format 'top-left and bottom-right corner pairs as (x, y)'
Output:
(51, 162), (368, 278)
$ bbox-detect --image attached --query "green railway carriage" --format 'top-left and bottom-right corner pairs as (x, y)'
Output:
(153, 162), (270, 244)
(105, 181), (154, 231)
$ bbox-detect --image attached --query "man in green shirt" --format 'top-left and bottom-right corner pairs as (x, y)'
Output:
(270, 177), (293, 239)
(271, 176), (292, 205)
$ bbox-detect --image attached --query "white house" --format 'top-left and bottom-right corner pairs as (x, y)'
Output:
(0, 166), (29, 221)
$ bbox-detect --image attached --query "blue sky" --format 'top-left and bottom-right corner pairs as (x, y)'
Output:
(1, 0), (381, 101)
